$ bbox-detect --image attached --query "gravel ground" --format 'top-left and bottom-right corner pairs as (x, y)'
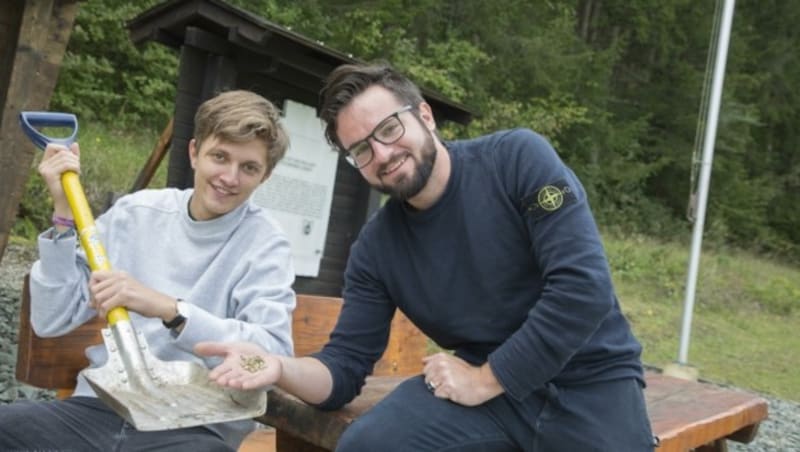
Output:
(0, 242), (55, 403)
(0, 242), (798, 450)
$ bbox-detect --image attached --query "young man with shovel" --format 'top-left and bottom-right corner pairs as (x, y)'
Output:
(0, 90), (296, 451)
(196, 63), (657, 451)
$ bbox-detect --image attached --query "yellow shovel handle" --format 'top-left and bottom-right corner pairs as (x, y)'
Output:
(62, 171), (129, 326)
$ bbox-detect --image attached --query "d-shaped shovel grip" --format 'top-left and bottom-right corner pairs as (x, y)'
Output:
(19, 111), (129, 326)
(19, 111), (79, 150)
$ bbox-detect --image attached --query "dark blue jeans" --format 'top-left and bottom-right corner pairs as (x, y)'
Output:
(0, 396), (234, 452)
(336, 376), (656, 452)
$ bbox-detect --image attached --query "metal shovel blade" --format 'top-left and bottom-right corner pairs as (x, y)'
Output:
(82, 319), (267, 431)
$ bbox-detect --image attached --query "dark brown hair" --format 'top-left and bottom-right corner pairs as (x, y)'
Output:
(319, 63), (424, 151)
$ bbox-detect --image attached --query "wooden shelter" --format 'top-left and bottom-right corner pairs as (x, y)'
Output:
(0, 0), (80, 263)
(128, 0), (473, 296)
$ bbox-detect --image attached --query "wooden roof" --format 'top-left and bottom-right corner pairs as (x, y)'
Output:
(127, 0), (473, 125)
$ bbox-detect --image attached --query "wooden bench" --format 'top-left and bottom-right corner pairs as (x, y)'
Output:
(15, 275), (768, 451)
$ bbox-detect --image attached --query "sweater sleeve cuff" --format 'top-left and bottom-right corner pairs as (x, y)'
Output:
(488, 347), (543, 402)
(36, 228), (80, 283)
(171, 302), (217, 346)
(308, 351), (352, 411)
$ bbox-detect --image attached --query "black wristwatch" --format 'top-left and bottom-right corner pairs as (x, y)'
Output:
(163, 299), (188, 329)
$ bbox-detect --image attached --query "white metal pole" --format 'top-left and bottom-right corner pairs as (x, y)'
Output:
(677, 0), (736, 365)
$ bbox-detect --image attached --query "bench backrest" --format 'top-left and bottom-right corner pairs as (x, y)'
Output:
(16, 275), (103, 389)
(15, 274), (428, 392)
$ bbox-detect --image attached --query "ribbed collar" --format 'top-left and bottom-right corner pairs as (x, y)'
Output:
(179, 189), (250, 239)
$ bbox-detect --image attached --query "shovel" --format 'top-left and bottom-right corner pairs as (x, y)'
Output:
(19, 112), (267, 431)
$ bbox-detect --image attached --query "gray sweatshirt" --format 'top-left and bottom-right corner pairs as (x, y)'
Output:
(30, 188), (295, 446)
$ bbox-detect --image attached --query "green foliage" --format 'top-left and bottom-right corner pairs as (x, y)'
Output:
(13, 123), (167, 241)
(32, 0), (800, 262)
(51, 0), (177, 128)
(228, 0), (325, 30)
(392, 38), (488, 103)
(722, 0), (800, 258)
(9, 0), (793, 274)
(465, 96), (590, 148)
(11, 173), (52, 240)
(605, 234), (687, 297)
(594, 195), (687, 244)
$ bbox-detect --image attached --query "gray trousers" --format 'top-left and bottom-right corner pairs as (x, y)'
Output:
(0, 396), (234, 452)
(336, 376), (657, 452)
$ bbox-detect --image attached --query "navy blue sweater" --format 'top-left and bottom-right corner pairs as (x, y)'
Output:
(313, 129), (643, 410)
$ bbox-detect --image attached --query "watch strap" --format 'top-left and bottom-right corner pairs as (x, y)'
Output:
(162, 299), (187, 329)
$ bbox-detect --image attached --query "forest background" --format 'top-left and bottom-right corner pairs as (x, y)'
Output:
(10, 0), (800, 399)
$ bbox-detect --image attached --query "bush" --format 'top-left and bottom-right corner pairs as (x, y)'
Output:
(51, 0), (177, 129)
(11, 173), (52, 240)
(13, 122), (166, 241)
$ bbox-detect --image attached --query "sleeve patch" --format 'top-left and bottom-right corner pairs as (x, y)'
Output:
(522, 179), (577, 221)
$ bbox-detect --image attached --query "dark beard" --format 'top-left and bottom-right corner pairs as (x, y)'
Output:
(374, 131), (437, 201)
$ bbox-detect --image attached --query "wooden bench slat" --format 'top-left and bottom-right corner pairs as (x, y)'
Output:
(645, 373), (768, 451)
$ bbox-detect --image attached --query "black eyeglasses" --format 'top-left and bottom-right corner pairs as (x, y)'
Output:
(343, 105), (413, 168)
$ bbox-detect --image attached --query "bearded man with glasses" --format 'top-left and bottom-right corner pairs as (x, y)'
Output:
(197, 63), (656, 452)
(341, 103), (438, 201)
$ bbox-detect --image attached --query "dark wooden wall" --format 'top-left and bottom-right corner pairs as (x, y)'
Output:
(0, 0), (80, 263)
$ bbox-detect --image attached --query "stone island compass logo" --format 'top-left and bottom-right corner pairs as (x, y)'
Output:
(523, 179), (577, 221)
(537, 185), (564, 211)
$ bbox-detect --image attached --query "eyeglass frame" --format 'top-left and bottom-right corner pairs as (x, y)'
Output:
(341, 105), (414, 169)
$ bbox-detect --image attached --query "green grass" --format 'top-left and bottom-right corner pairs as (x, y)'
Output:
(70, 122), (169, 206)
(605, 233), (800, 401)
(13, 121), (168, 240)
(22, 121), (168, 215)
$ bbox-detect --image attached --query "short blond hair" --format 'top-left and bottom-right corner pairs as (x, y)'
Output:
(194, 90), (289, 173)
